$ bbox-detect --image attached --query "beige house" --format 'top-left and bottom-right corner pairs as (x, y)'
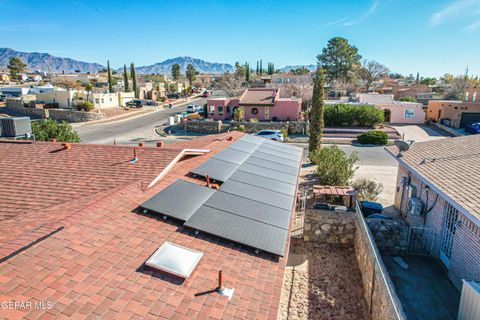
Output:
(36, 90), (78, 108)
(0, 73), (10, 83)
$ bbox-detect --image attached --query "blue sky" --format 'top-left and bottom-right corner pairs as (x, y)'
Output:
(1, 0), (479, 77)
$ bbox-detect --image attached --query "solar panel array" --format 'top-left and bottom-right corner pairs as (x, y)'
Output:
(141, 135), (303, 256)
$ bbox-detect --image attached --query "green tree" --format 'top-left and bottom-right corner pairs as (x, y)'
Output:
(399, 96), (417, 102)
(84, 82), (93, 102)
(318, 37), (361, 83)
(107, 60), (113, 93)
(171, 63), (181, 81)
(308, 67), (326, 154)
(245, 62), (251, 82)
(7, 57), (27, 80)
(130, 63), (138, 98)
(310, 145), (358, 186)
(123, 64), (129, 92)
(185, 64), (197, 86)
(234, 62), (246, 79)
(32, 118), (81, 142)
(256, 61), (259, 75)
(420, 77), (437, 85)
(233, 107), (244, 129)
(259, 59), (263, 75)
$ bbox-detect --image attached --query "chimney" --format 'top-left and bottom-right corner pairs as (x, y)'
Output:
(62, 143), (71, 150)
(156, 141), (164, 148)
(139, 142), (145, 147)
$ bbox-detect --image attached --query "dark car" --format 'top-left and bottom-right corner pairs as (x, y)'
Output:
(126, 99), (143, 108)
(167, 93), (180, 99)
(465, 123), (480, 134)
(202, 90), (210, 97)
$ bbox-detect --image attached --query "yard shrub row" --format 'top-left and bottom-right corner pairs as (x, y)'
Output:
(357, 130), (388, 145)
(323, 104), (384, 127)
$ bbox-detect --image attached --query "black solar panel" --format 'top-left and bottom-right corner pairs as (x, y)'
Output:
(184, 206), (289, 256)
(228, 140), (260, 154)
(219, 180), (294, 210)
(228, 171), (296, 195)
(213, 148), (251, 165)
(255, 145), (300, 161)
(249, 150), (300, 168)
(191, 158), (238, 181)
(239, 134), (264, 144)
(238, 163), (298, 185)
(140, 179), (215, 221)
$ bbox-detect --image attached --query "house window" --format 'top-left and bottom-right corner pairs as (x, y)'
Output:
(209, 105), (215, 115)
(465, 92), (469, 101)
(265, 107), (270, 120)
(473, 92), (477, 102)
(218, 106), (224, 115)
(110, 98), (112, 102)
(404, 109), (414, 118)
(251, 107), (258, 115)
(226, 106), (231, 114)
(95, 98), (99, 103)
(101, 99), (104, 103)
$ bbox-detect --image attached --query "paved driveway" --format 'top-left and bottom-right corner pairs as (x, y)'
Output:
(390, 125), (450, 142)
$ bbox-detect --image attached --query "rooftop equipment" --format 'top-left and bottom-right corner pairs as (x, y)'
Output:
(145, 242), (203, 278)
(0, 117), (32, 138)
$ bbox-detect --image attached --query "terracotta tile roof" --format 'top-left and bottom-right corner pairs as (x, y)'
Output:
(388, 135), (480, 222)
(239, 88), (278, 105)
(0, 131), (288, 320)
(0, 141), (182, 222)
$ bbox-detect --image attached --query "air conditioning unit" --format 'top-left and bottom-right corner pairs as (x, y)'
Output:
(0, 117), (32, 138)
(458, 280), (480, 320)
(407, 198), (423, 216)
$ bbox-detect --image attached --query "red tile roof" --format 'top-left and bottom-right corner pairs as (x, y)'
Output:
(239, 88), (278, 105)
(0, 131), (287, 320)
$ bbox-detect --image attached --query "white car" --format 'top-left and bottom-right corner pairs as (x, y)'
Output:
(186, 105), (203, 113)
(254, 130), (284, 142)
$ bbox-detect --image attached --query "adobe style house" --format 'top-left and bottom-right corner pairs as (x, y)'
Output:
(388, 136), (480, 290)
(0, 133), (301, 319)
(427, 84), (480, 128)
(356, 93), (426, 124)
(207, 88), (302, 121)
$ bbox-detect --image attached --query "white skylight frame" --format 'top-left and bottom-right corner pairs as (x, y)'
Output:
(145, 242), (203, 278)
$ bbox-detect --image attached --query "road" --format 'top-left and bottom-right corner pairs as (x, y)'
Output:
(74, 97), (207, 144)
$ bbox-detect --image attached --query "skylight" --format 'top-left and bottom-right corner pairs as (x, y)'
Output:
(145, 242), (203, 278)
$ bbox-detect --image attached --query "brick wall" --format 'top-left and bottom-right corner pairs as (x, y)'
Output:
(394, 164), (480, 290)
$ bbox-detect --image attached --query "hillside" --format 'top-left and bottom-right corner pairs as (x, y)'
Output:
(132, 56), (234, 74)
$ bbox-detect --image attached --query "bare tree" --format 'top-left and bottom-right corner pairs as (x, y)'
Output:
(52, 77), (81, 91)
(358, 60), (389, 92)
(214, 72), (245, 97)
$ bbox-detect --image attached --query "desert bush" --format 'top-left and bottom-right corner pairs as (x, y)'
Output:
(357, 130), (388, 145)
(187, 113), (201, 120)
(310, 145), (358, 186)
(352, 178), (384, 201)
(76, 101), (94, 112)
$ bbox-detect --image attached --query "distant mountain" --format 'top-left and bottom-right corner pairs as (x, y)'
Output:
(132, 56), (234, 74)
(279, 64), (316, 73)
(0, 48), (105, 74)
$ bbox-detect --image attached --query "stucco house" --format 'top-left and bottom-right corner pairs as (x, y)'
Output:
(207, 88), (302, 121)
(387, 135), (480, 290)
(356, 93), (426, 124)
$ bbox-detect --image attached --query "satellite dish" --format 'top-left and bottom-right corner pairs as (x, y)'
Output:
(394, 140), (410, 157)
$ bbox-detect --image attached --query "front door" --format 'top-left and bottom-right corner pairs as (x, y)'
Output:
(439, 203), (458, 268)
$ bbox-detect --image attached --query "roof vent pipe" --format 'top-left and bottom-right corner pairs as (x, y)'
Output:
(157, 141), (164, 148)
(62, 143), (71, 150)
(139, 142), (145, 147)
(206, 175), (211, 188)
(130, 148), (138, 164)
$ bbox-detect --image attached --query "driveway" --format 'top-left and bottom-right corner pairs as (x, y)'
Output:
(390, 125), (450, 142)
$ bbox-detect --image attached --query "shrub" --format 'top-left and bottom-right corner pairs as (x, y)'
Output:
(187, 113), (201, 120)
(76, 101), (94, 112)
(32, 118), (81, 142)
(352, 178), (384, 201)
(357, 130), (388, 145)
(160, 96), (167, 102)
(280, 128), (288, 140)
(399, 96), (416, 102)
(237, 124), (246, 132)
(323, 104), (384, 127)
(310, 145), (358, 186)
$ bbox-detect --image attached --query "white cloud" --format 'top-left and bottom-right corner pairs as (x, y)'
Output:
(430, 0), (480, 26)
(465, 19), (480, 31)
(343, 0), (380, 26)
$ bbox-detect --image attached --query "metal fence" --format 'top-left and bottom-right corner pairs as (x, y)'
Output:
(354, 201), (408, 320)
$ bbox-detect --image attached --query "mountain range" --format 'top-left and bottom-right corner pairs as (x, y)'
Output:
(0, 48), (105, 74)
(0, 48), (314, 75)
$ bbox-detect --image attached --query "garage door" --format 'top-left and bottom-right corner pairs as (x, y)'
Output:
(460, 112), (480, 128)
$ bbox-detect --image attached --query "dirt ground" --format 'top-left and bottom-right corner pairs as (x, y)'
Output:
(279, 241), (368, 320)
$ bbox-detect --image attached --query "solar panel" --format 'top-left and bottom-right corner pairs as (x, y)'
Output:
(243, 156), (299, 176)
(238, 163), (298, 185)
(255, 145), (300, 161)
(228, 171), (296, 195)
(249, 150), (300, 168)
(213, 148), (251, 165)
(140, 179), (215, 221)
(239, 134), (264, 145)
(260, 141), (302, 156)
(262, 138), (303, 152)
(191, 158), (238, 181)
(219, 180), (294, 210)
(184, 206), (288, 256)
(203, 191), (291, 229)
(228, 140), (260, 154)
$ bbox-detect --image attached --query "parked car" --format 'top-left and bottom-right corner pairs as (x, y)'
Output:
(126, 99), (143, 108)
(202, 90), (210, 97)
(465, 122), (480, 134)
(186, 105), (203, 113)
(254, 130), (284, 142)
(167, 93), (180, 99)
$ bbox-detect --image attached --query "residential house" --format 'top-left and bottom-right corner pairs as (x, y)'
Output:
(139, 82), (166, 100)
(36, 89), (78, 108)
(207, 88), (302, 121)
(0, 132), (300, 319)
(0, 87), (31, 97)
(388, 135), (480, 290)
(380, 84), (434, 105)
(356, 93), (426, 124)
(90, 92), (119, 109)
(0, 73), (10, 83)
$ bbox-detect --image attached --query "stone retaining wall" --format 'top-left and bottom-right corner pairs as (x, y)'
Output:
(367, 219), (409, 255)
(4, 103), (105, 122)
(184, 120), (307, 134)
(304, 208), (356, 245)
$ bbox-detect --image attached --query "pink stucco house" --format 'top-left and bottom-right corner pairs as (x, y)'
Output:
(207, 88), (302, 121)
